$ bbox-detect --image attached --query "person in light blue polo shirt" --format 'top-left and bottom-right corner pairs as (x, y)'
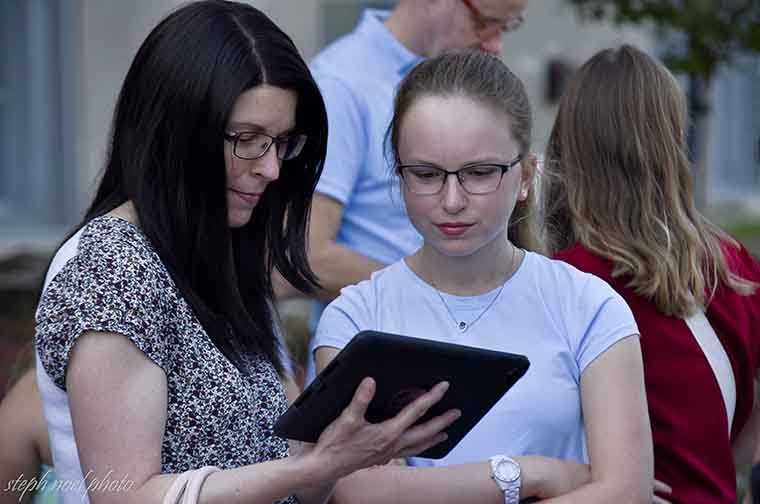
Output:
(272, 0), (528, 380)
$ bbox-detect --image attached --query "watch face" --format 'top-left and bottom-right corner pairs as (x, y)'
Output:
(495, 458), (520, 483)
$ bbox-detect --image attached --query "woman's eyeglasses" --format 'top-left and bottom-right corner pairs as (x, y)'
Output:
(224, 131), (307, 161)
(398, 154), (523, 195)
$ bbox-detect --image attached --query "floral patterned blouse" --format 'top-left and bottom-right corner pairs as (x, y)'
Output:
(36, 215), (296, 503)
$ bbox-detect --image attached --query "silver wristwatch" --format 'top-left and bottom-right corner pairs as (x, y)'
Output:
(489, 455), (521, 504)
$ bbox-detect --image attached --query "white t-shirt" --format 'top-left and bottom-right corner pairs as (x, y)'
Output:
(314, 251), (638, 466)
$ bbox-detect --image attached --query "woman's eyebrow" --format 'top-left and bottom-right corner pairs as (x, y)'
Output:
(226, 122), (297, 136)
(226, 121), (266, 132)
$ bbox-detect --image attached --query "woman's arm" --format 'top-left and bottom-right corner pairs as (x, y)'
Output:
(314, 347), (591, 503)
(67, 331), (457, 504)
(0, 369), (47, 504)
(734, 378), (760, 466)
(280, 372), (336, 504)
(540, 335), (653, 503)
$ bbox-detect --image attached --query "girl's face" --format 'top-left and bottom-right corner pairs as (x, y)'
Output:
(397, 94), (532, 258)
(224, 84), (297, 228)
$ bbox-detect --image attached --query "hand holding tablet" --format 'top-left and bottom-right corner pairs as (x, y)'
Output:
(276, 330), (530, 458)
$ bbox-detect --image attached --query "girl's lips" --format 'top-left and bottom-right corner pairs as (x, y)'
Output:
(435, 223), (473, 237)
(229, 188), (262, 205)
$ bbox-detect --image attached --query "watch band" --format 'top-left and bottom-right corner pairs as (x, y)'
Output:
(489, 455), (521, 504)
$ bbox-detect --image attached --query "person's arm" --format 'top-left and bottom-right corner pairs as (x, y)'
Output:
(272, 72), (386, 302)
(740, 372), (760, 504)
(539, 335), (653, 503)
(67, 331), (457, 504)
(735, 377), (760, 465)
(314, 347), (591, 503)
(279, 371), (335, 504)
(0, 369), (47, 504)
(273, 193), (385, 301)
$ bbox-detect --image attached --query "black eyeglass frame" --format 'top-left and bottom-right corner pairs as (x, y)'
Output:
(223, 131), (308, 161)
(397, 154), (523, 196)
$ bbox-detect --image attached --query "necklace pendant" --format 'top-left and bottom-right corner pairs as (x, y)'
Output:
(458, 321), (467, 331)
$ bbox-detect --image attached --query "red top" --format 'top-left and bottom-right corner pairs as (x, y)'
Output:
(554, 242), (760, 503)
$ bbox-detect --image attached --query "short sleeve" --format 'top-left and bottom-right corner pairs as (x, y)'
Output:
(313, 75), (368, 205)
(571, 276), (640, 373)
(36, 234), (171, 390)
(313, 283), (374, 352)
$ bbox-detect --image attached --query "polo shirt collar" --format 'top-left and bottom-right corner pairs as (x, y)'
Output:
(355, 9), (424, 76)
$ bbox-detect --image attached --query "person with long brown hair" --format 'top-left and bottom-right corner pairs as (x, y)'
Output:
(544, 44), (760, 503)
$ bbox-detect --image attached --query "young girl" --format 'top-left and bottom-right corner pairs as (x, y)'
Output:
(314, 50), (654, 503)
(544, 44), (760, 504)
(33, 2), (456, 503)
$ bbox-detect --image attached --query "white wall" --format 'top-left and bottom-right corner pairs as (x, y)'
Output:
(503, 0), (654, 154)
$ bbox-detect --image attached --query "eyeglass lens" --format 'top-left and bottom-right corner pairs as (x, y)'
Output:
(234, 132), (307, 160)
(402, 165), (505, 195)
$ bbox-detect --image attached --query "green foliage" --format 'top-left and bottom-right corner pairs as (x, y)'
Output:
(725, 219), (760, 239)
(568, 0), (760, 81)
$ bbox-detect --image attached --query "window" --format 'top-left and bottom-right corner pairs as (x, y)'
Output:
(0, 0), (78, 241)
(708, 53), (760, 201)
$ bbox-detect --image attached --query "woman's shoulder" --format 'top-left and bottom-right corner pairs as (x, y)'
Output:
(324, 260), (413, 324)
(38, 215), (176, 330)
(719, 237), (760, 282)
(551, 244), (614, 280)
(66, 215), (169, 287)
(337, 259), (409, 298)
(525, 250), (607, 292)
(78, 215), (158, 261)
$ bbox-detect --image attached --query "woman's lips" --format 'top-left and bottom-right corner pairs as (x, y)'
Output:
(435, 223), (473, 237)
(229, 188), (262, 205)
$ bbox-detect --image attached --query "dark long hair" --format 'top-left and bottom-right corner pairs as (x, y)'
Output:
(78, 0), (327, 373)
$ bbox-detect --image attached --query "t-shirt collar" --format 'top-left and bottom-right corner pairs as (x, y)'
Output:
(356, 8), (424, 77)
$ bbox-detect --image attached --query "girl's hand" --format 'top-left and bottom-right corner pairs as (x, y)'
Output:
(306, 377), (460, 480)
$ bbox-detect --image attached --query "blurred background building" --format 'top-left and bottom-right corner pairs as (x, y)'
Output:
(1, 0), (759, 388)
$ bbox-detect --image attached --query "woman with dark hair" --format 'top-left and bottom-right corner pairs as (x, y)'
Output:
(33, 2), (456, 503)
(544, 45), (760, 504)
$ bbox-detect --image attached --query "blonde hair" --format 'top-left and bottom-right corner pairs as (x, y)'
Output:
(543, 45), (756, 317)
(387, 50), (544, 253)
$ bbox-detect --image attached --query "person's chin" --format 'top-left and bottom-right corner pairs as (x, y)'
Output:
(432, 238), (479, 258)
(227, 209), (253, 228)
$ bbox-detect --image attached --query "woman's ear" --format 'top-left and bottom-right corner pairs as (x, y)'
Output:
(518, 152), (538, 201)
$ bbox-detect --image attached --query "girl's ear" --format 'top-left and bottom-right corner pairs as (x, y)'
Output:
(518, 152), (537, 201)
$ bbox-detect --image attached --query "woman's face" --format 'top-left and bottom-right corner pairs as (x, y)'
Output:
(224, 84), (297, 228)
(397, 94), (532, 258)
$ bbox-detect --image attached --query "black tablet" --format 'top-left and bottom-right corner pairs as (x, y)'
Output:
(274, 330), (529, 459)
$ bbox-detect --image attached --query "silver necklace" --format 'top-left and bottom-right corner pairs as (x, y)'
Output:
(429, 247), (519, 333)
(432, 281), (506, 332)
